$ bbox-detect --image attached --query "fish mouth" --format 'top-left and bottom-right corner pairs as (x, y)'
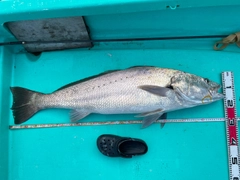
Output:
(213, 93), (224, 100)
(209, 91), (224, 101)
(202, 93), (223, 104)
(214, 84), (221, 91)
(210, 84), (224, 101)
(210, 84), (221, 91)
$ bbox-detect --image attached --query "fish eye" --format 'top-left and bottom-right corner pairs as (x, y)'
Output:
(204, 78), (210, 83)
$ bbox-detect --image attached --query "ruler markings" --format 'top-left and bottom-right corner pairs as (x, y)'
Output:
(222, 71), (239, 180)
(9, 117), (240, 129)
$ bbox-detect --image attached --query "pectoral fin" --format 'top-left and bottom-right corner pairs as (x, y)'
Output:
(70, 109), (90, 122)
(138, 85), (173, 97)
(141, 113), (163, 129)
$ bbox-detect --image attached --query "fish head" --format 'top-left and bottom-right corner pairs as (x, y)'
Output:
(171, 72), (224, 105)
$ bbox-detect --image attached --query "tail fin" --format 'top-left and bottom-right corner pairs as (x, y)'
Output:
(10, 87), (42, 124)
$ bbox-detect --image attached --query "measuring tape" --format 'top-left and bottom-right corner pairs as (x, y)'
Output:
(9, 117), (240, 129)
(222, 71), (240, 180)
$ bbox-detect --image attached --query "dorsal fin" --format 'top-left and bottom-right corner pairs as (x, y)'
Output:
(128, 65), (155, 69)
(55, 66), (156, 92)
(55, 70), (120, 91)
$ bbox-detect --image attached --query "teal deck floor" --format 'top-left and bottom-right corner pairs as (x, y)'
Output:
(2, 46), (239, 180)
(1, 2), (240, 179)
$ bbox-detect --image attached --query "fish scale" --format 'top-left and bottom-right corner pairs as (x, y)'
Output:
(39, 67), (176, 110)
(10, 66), (223, 128)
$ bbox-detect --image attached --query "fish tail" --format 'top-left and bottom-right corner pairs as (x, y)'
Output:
(10, 87), (42, 124)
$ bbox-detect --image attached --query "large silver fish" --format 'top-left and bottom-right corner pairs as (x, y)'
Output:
(10, 66), (223, 128)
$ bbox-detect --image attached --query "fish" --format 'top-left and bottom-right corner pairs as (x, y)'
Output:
(10, 66), (224, 128)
